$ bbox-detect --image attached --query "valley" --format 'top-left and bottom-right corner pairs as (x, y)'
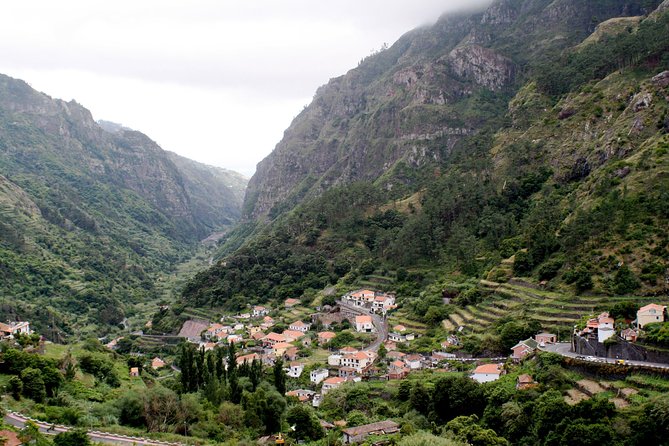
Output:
(2, 0), (669, 444)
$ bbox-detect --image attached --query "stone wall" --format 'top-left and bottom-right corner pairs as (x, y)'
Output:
(573, 335), (669, 364)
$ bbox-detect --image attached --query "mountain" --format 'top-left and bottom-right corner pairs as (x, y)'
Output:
(0, 74), (247, 338)
(183, 0), (669, 313)
(244, 0), (664, 220)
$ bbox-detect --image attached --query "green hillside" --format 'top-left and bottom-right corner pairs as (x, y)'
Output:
(0, 75), (247, 339)
(183, 0), (669, 320)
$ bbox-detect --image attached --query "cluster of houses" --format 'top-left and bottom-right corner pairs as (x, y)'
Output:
(342, 289), (396, 314)
(575, 303), (668, 345)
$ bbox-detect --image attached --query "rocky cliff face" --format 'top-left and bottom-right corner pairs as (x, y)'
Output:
(244, 0), (660, 220)
(0, 74), (247, 239)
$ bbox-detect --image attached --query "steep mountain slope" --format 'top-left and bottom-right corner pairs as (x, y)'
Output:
(245, 0), (662, 220)
(0, 74), (247, 338)
(183, 0), (669, 312)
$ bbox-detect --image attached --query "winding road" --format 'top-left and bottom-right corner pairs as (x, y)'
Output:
(337, 301), (388, 352)
(4, 411), (184, 446)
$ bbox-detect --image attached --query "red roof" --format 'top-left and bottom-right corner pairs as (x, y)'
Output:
(324, 377), (345, 385)
(639, 303), (666, 313)
(356, 315), (373, 324)
(318, 331), (336, 339)
(473, 364), (502, 375)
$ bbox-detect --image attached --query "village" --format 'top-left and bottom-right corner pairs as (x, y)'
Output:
(2, 290), (669, 444)
(110, 290), (669, 435)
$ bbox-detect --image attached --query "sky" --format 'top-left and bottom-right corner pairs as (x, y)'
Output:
(0, 1), (488, 177)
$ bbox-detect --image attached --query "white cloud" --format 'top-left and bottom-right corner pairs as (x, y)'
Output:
(0, 0), (489, 176)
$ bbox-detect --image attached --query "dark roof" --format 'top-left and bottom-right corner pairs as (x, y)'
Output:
(342, 420), (400, 437)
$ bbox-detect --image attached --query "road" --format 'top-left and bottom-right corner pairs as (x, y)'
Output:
(337, 301), (388, 352)
(4, 411), (184, 446)
(541, 342), (669, 370)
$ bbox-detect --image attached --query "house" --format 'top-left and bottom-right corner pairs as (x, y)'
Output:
(227, 334), (243, 344)
(535, 333), (557, 345)
(404, 354), (423, 370)
(287, 362), (304, 378)
(621, 328), (638, 342)
(200, 342), (217, 351)
(338, 367), (358, 378)
(384, 341), (397, 351)
(289, 320), (311, 333)
(598, 326), (616, 343)
(321, 377), (346, 394)
(355, 315), (374, 333)
(638, 303), (667, 328)
(517, 374), (538, 390)
(386, 351), (406, 361)
(312, 393), (322, 407)
(285, 298), (300, 308)
(511, 338), (538, 360)
(340, 351), (372, 372)
(372, 295), (396, 313)
(345, 289), (376, 307)
(471, 363), (504, 383)
(262, 316), (275, 327)
(393, 325), (406, 332)
(129, 367), (140, 377)
(318, 331), (336, 345)
(282, 330), (306, 342)
(203, 324), (226, 341)
(0, 321), (31, 338)
(311, 368), (329, 384)
(247, 326), (263, 337)
(151, 357), (166, 370)
(388, 332), (415, 343)
(251, 331), (266, 342)
(284, 347), (300, 362)
(341, 420), (400, 445)
(328, 354), (343, 366)
(253, 306), (269, 317)
(272, 342), (294, 357)
(286, 389), (315, 402)
(262, 332), (286, 347)
(388, 360), (410, 380)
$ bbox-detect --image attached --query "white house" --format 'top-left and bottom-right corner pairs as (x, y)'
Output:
(321, 377), (345, 394)
(310, 368), (329, 384)
(404, 354), (423, 370)
(340, 352), (372, 372)
(253, 306), (269, 317)
(355, 315), (374, 333)
(287, 362), (304, 378)
(471, 363), (504, 383)
(289, 320), (311, 333)
(371, 295), (396, 313)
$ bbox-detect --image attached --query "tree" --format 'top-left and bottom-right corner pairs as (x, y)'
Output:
(286, 404), (324, 442)
(273, 358), (286, 395)
(378, 343), (387, 360)
(8, 376), (22, 400)
(398, 431), (463, 446)
(41, 366), (64, 397)
(142, 386), (181, 432)
(21, 368), (46, 402)
(53, 429), (91, 446)
(610, 301), (637, 321)
(445, 415), (509, 446)
(117, 391), (146, 427)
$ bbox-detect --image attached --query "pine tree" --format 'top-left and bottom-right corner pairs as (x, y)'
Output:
(273, 358), (286, 395)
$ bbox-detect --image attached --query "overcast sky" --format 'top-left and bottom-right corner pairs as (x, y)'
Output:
(0, 1), (488, 177)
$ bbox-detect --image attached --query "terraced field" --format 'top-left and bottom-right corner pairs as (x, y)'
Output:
(442, 280), (661, 338)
